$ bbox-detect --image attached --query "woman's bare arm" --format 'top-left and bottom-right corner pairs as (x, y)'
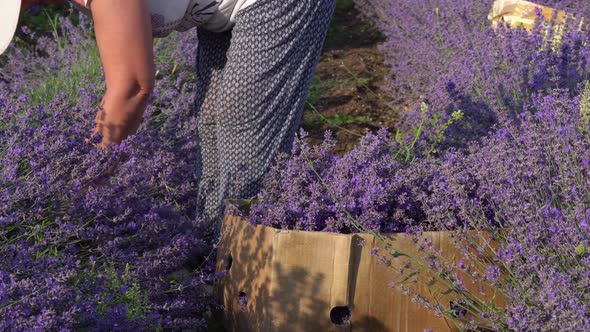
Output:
(89, 0), (154, 148)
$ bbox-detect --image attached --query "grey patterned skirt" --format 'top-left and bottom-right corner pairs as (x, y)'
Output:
(192, 0), (337, 236)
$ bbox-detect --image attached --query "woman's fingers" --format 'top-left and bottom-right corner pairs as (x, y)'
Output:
(85, 106), (142, 149)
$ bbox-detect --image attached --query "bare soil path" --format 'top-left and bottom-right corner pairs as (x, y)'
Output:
(301, 0), (395, 155)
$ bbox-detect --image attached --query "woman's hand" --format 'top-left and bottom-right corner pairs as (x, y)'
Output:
(88, 102), (146, 149)
(78, 0), (154, 194)
(88, 0), (155, 148)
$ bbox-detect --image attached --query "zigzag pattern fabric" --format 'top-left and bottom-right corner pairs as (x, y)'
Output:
(192, 0), (337, 235)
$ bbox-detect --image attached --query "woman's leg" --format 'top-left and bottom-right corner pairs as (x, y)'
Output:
(192, 27), (232, 235)
(204, 0), (338, 234)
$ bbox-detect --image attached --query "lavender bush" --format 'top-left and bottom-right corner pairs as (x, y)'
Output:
(413, 88), (589, 331)
(251, 87), (590, 331)
(1, 15), (217, 331)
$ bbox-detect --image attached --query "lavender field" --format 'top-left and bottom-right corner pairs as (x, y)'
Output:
(1, 0), (590, 331)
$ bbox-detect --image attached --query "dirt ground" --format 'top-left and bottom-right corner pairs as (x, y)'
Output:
(301, 0), (396, 155)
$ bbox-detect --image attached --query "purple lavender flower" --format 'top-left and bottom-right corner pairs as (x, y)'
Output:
(238, 292), (248, 310)
(484, 265), (502, 284)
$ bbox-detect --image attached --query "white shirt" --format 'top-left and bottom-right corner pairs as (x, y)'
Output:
(201, 0), (258, 32)
(71, 0), (258, 37)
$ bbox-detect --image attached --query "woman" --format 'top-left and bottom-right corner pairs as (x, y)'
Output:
(10, 0), (337, 237)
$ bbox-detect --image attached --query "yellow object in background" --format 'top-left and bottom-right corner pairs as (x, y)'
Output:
(488, 0), (587, 49)
(488, 0), (567, 31)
